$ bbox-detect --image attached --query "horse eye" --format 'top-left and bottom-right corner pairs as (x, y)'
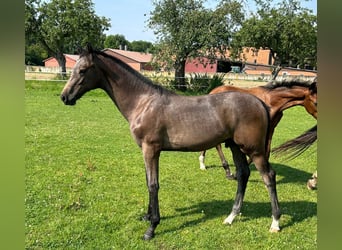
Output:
(79, 68), (87, 75)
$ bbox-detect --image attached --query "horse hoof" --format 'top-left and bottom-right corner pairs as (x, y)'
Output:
(269, 227), (280, 233)
(223, 219), (232, 225)
(223, 213), (235, 225)
(226, 173), (236, 180)
(307, 178), (317, 190)
(142, 232), (155, 240)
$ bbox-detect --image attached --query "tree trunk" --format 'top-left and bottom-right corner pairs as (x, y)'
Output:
(174, 58), (187, 91)
(38, 39), (67, 78)
(55, 51), (67, 79)
(272, 65), (282, 80)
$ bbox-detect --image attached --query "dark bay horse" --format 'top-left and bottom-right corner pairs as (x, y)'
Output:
(61, 45), (280, 240)
(199, 81), (317, 180)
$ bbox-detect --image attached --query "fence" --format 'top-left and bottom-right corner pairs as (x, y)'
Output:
(25, 66), (316, 86)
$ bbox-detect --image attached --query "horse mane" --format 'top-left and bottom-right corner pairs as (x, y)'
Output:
(81, 46), (176, 96)
(261, 79), (315, 91)
(272, 125), (317, 159)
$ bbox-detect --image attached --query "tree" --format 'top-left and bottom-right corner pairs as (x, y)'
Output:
(104, 34), (130, 50)
(231, 0), (317, 69)
(130, 40), (154, 53)
(25, 0), (110, 75)
(25, 35), (48, 66)
(148, 0), (244, 90)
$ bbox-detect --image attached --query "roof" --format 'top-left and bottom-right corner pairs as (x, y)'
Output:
(65, 54), (80, 61)
(103, 48), (152, 63)
(43, 54), (80, 62)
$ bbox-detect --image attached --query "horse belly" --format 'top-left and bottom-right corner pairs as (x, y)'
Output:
(164, 117), (231, 151)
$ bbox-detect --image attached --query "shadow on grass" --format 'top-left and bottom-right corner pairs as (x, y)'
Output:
(158, 198), (316, 236)
(205, 162), (313, 185)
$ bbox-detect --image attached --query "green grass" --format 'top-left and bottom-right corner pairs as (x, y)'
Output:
(25, 80), (317, 249)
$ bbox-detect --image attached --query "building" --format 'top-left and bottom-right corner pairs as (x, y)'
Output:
(243, 63), (317, 77)
(43, 54), (79, 69)
(43, 49), (153, 72)
(42, 47), (315, 77)
(102, 49), (153, 71)
(185, 48), (274, 74)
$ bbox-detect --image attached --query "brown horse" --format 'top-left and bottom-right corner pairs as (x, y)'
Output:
(199, 81), (317, 180)
(61, 45), (280, 240)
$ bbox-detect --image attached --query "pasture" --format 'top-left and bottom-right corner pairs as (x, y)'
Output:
(25, 80), (317, 249)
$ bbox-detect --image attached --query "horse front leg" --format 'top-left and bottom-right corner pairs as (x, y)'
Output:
(142, 144), (161, 240)
(253, 155), (281, 232)
(223, 143), (250, 224)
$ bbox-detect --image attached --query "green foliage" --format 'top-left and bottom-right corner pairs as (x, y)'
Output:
(130, 40), (155, 53)
(148, 0), (244, 89)
(104, 34), (130, 49)
(207, 73), (226, 93)
(104, 36), (155, 53)
(188, 73), (225, 94)
(231, 0), (317, 68)
(25, 0), (110, 71)
(26, 80), (316, 249)
(25, 42), (48, 66)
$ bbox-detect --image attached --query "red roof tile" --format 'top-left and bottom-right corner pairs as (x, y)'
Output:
(103, 49), (152, 63)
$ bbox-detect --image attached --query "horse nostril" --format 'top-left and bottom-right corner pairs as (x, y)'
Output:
(61, 94), (66, 103)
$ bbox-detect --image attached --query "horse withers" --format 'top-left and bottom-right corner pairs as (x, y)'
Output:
(61, 44), (281, 240)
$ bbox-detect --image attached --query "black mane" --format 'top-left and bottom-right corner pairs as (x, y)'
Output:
(262, 79), (315, 91)
(83, 47), (176, 96)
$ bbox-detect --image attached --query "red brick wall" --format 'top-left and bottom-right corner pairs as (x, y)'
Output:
(44, 56), (76, 68)
(185, 57), (217, 73)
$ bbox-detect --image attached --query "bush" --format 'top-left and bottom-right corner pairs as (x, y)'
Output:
(207, 74), (225, 93)
(188, 73), (225, 94)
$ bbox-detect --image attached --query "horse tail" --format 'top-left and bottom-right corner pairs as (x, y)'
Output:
(272, 125), (317, 159)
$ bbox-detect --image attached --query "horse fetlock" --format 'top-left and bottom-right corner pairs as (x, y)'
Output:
(142, 213), (151, 221)
(199, 155), (206, 170)
(226, 171), (236, 180)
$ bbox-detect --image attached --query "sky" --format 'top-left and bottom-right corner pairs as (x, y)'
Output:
(93, 0), (317, 43)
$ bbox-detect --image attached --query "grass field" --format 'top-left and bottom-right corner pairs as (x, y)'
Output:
(25, 80), (317, 249)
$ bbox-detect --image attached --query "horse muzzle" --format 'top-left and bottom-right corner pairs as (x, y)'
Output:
(60, 94), (76, 105)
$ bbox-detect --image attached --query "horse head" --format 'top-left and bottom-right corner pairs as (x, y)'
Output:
(60, 44), (104, 105)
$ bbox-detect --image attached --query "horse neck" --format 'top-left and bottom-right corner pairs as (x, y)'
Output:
(96, 54), (155, 121)
(266, 86), (309, 114)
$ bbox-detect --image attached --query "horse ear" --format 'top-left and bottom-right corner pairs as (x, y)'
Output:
(77, 46), (83, 55)
(86, 43), (94, 53)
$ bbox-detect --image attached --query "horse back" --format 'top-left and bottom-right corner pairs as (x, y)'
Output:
(130, 91), (269, 154)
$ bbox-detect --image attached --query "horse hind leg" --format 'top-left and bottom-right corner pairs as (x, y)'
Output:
(223, 142), (250, 225)
(252, 154), (281, 232)
(217, 143), (235, 180)
(199, 150), (206, 170)
(199, 144), (234, 180)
